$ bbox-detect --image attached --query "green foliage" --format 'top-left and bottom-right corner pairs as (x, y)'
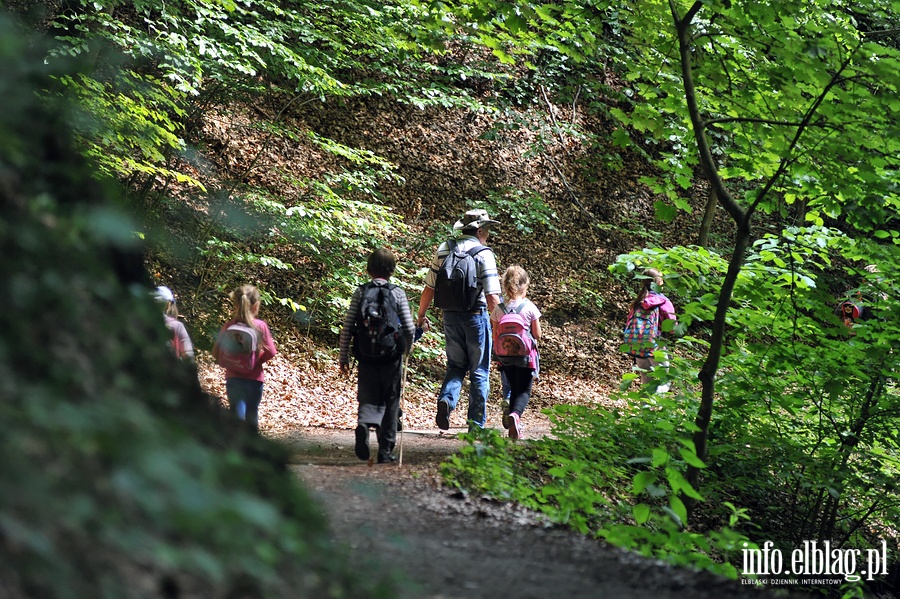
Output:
(441, 429), (522, 498)
(610, 233), (900, 560)
(44, 0), (511, 193)
(470, 187), (560, 234)
(52, 71), (201, 188)
(0, 20), (391, 596)
(710, 230), (900, 547)
(38, 0), (517, 341)
(606, 0), (900, 229)
(602, 501), (753, 579)
(182, 125), (408, 333)
(442, 384), (755, 578)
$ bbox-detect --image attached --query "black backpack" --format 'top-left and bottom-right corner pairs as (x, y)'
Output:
(353, 282), (405, 364)
(433, 241), (490, 312)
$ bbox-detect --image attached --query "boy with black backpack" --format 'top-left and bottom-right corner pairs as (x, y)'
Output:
(339, 248), (416, 464)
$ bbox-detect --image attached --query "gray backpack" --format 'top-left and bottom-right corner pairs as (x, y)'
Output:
(353, 282), (405, 364)
(433, 241), (489, 311)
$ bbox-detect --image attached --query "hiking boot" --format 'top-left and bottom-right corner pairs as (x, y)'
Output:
(436, 400), (450, 430)
(354, 424), (370, 461)
(377, 451), (396, 464)
(508, 412), (522, 440)
(501, 400), (511, 429)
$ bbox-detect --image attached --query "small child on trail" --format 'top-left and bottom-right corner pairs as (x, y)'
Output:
(154, 285), (195, 363)
(339, 248), (416, 464)
(491, 265), (541, 440)
(212, 284), (277, 431)
(622, 268), (677, 391)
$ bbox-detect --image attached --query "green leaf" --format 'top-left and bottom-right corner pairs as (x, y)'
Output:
(651, 448), (669, 467)
(633, 471), (657, 495)
(505, 13), (527, 34)
(654, 201), (677, 222)
(633, 503), (651, 525)
(669, 495), (688, 526)
(678, 447), (706, 469)
(611, 128), (631, 148)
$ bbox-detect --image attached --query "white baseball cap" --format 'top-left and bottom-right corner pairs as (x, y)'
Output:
(153, 285), (175, 303)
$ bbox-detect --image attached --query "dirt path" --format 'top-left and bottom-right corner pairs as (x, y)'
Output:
(277, 425), (797, 599)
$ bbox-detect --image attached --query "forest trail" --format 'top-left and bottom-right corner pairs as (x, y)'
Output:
(197, 357), (802, 598)
(277, 426), (799, 599)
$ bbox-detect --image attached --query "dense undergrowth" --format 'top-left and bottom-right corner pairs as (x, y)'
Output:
(444, 233), (900, 598)
(0, 15), (394, 599)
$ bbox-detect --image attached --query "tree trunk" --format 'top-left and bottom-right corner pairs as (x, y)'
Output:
(697, 184), (717, 247)
(687, 215), (751, 495)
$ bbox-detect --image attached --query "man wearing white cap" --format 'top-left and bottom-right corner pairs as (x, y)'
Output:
(416, 209), (501, 431)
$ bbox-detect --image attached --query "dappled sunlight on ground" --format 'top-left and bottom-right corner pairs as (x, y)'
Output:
(197, 348), (627, 440)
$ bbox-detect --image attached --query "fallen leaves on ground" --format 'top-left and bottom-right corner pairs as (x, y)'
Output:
(197, 344), (629, 440)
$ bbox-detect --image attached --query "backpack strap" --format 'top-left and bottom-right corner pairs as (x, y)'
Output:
(445, 240), (489, 255)
(496, 299), (527, 315)
(361, 280), (395, 292)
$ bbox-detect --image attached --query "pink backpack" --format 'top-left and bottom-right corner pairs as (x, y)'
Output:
(493, 303), (538, 368)
(216, 322), (259, 375)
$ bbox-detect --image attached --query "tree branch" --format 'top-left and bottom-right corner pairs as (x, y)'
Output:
(702, 116), (808, 128)
(746, 48), (859, 217)
(671, 0), (744, 224)
(539, 84), (595, 221)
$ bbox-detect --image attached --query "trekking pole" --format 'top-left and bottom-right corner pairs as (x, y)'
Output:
(399, 352), (410, 467)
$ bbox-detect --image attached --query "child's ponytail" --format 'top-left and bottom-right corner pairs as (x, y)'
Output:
(230, 284), (261, 331)
(502, 265), (530, 301)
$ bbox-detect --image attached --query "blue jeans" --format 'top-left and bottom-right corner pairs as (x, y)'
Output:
(439, 308), (491, 428)
(226, 378), (264, 430)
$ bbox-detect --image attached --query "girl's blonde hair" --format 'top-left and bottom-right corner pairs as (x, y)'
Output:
(163, 301), (178, 319)
(502, 265), (530, 301)
(230, 284), (261, 331)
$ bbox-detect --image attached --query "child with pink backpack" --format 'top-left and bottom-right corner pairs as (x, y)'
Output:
(491, 265), (541, 440)
(213, 284), (278, 430)
(622, 268), (677, 391)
